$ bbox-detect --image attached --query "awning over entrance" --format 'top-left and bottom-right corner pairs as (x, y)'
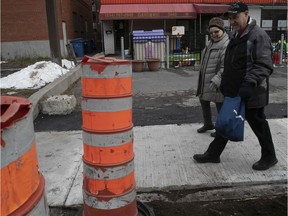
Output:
(194, 4), (229, 14)
(100, 4), (197, 20)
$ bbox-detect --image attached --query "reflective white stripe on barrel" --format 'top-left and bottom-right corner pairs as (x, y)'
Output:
(83, 159), (134, 180)
(83, 189), (136, 210)
(82, 97), (132, 112)
(82, 64), (132, 78)
(1, 112), (35, 168)
(82, 129), (133, 147)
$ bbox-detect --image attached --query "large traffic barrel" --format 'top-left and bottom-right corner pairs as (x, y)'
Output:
(81, 55), (138, 216)
(0, 96), (49, 216)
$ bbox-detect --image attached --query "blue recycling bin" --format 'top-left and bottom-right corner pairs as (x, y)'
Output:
(70, 39), (84, 57)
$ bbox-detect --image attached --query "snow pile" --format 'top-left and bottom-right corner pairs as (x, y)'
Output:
(0, 59), (75, 89)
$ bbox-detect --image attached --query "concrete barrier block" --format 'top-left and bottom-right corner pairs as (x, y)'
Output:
(40, 95), (76, 115)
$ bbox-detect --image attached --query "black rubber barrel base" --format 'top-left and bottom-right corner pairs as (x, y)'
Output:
(137, 200), (155, 216)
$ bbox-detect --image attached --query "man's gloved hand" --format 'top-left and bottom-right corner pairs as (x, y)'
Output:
(238, 83), (254, 100)
(209, 81), (218, 91)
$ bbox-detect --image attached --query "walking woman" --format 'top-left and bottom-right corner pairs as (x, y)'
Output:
(196, 17), (230, 137)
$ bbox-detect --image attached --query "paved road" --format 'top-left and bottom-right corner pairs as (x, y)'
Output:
(34, 65), (287, 131)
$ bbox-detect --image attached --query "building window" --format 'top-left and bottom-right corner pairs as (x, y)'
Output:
(262, 20), (273, 31)
(80, 15), (84, 33)
(73, 12), (78, 32)
(278, 20), (287, 31)
(85, 20), (88, 33)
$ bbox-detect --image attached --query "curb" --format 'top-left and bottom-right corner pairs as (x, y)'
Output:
(29, 64), (81, 120)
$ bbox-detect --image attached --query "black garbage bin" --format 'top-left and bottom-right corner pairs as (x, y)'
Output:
(83, 40), (89, 54)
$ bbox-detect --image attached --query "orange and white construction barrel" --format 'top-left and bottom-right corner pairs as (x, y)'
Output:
(0, 96), (49, 216)
(81, 55), (138, 216)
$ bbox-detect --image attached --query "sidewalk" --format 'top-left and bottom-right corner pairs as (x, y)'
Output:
(35, 119), (287, 207)
(28, 62), (287, 209)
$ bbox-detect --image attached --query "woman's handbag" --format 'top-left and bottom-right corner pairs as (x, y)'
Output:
(215, 96), (245, 141)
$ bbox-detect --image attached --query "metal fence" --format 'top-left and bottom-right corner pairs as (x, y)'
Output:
(130, 34), (205, 68)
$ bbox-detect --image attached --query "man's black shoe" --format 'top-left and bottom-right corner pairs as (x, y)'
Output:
(252, 158), (278, 170)
(193, 152), (220, 163)
(197, 125), (214, 133)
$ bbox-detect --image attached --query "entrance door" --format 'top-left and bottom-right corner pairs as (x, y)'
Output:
(103, 21), (115, 54)
(114, 20), (128, 54)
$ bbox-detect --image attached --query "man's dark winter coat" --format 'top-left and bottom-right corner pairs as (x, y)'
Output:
(220, 18), (273, 108)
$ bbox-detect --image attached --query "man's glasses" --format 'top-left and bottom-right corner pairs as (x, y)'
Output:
(209, 30), (220, 35)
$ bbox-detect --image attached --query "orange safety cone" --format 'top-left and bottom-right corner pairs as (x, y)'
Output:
(81, 55), (138, 216)
(0, 96), (49, 216)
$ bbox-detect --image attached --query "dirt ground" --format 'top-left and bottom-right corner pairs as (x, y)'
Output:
(49, 192), (287, 216)
(147, 195), (287, 216)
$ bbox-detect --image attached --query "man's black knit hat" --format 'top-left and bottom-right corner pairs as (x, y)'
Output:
(224, 1), (248, 16)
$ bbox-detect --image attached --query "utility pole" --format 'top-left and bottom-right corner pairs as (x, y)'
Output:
(45, 0), (61, 66)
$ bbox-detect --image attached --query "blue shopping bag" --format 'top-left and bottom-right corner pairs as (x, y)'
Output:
(215, 96), (245, 141)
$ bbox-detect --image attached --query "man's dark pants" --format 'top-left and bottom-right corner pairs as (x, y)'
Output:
(206, 107), (276, 161)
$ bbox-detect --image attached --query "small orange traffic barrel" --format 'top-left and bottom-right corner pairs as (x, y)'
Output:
(0, 96), (49, 216)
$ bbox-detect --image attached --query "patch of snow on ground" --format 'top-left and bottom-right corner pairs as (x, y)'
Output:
(0, 60), (75, 89)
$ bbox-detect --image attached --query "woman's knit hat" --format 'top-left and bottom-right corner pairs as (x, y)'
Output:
(208, 17), (225, 31)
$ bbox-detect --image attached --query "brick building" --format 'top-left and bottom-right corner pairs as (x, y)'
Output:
(1, 0), (94, 60)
